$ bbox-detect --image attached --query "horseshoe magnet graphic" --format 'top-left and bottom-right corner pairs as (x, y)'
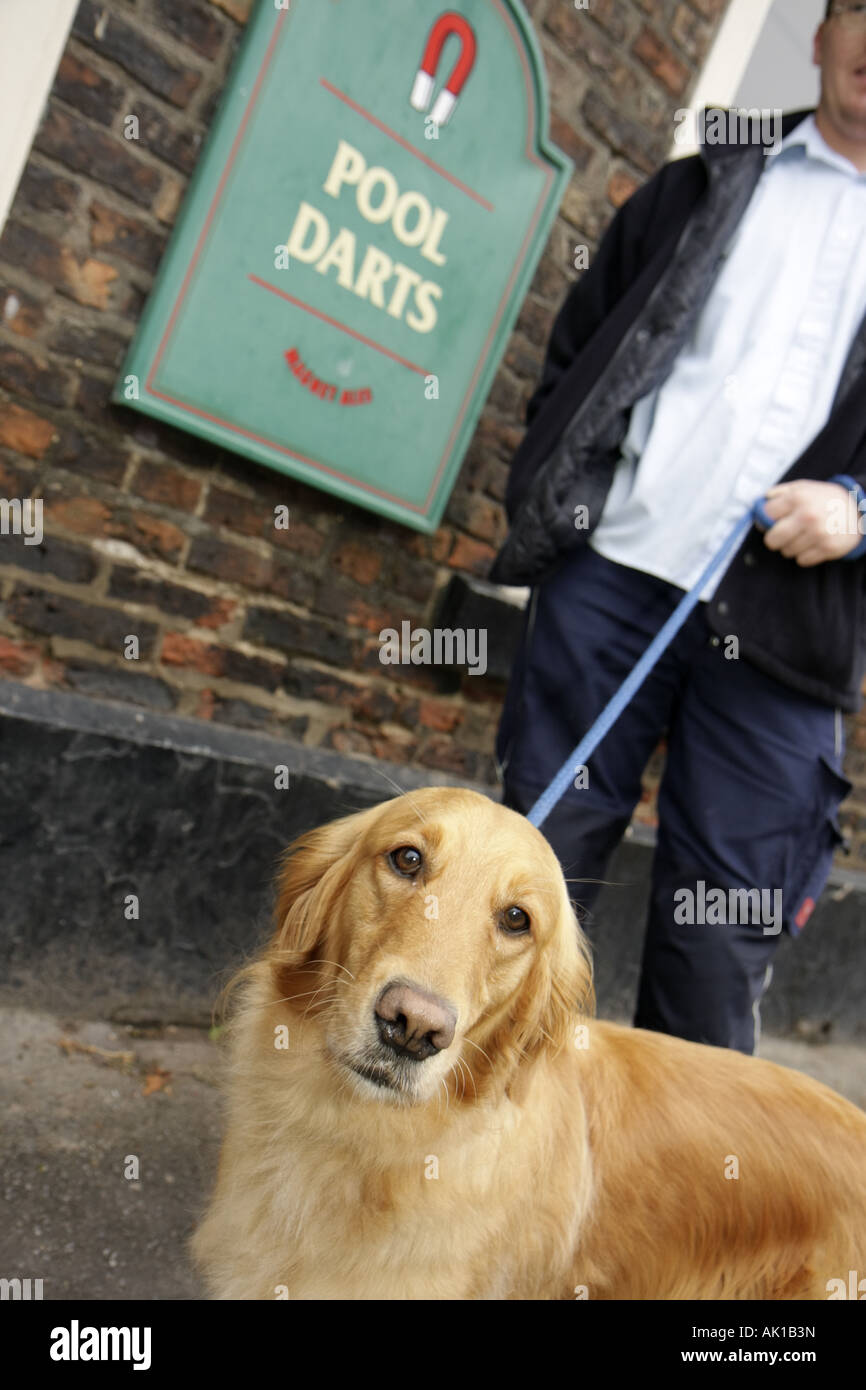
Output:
(410, 11), (477, 127)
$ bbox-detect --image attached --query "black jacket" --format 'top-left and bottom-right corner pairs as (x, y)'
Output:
(490, 109), (866, 712)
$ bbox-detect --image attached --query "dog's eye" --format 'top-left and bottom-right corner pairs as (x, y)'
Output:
(499, 905), (531, 935)
(389, 846), (423, 877)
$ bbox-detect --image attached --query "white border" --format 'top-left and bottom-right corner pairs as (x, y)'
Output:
(0, 0), (79, 233)
(672, 0), (777, 157)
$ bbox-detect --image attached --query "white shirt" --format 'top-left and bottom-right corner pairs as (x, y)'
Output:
(589, 115), (866, 598)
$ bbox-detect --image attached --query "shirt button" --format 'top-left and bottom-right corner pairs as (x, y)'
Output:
(635, 328), (651, 347)
(744, 553), (756, 567)
(717, 601), (729, 616)
(710, 636), (721, 648)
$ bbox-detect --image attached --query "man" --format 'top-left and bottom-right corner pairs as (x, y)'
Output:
(490, 2), (866, 1053)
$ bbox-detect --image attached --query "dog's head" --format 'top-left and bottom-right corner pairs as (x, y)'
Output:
(265, 787), (593, 1107)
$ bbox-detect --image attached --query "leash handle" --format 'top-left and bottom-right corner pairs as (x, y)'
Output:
(525, 500), (768, 831)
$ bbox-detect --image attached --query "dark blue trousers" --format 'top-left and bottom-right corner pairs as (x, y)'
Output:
(497, 546), (852, 1054)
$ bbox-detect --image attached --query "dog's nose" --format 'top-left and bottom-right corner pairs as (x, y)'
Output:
(375, 982), (456, 1060)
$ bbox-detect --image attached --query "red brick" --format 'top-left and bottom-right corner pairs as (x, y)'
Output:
(202, 485), (264, 538)
(151, 0), (227, 60)
(333, 541), (382, 585)
(8, 587), (157, 655)
(324, 726), (375, 758)
(160, 632), (281, 689)
(417, 735), (485, 779)
(582, 91), (660, 176)
(4, 534), (98, 586)
(245, 606), (353, 667)
(15, 163), (79, 214)
(89, 202), (165, 271)
(632, 26), (691, 97)
(130, 459), (201, 511)
(448, 534), (496, 576)
(75, 374), (114, 420)
(51, 496), (112, 535)
(417, 699), (463, 733)
(161, 633), (222, 675)
(0, 403), (56, 458)
(195, 597), (236, 630)
(548, 115), (595, 173)
(271, 518), (326, 558)
(0, 216), (122, 309)
(672, 3), (708, 63)
(35, 105), (162, 208)
(406, 526), (453, 564)
(62, 254), (118, 310)
(0, 346), (76, 409)
(1, 285), (44, 339)
(608, 168), (641, 208)
(349, 684), (398, 724)
(49, 321), (128, 370)
(187, 534), (269, 588)
(54, 52), (124, 123)
(122, 513), (186, 562)
(0, 635), (41, 677)
(50, 427), (130, 485)
(0, 457), (29, 492)
(108, 567), (235, 628)
(446, 491), (505, 546)
(314, 576), (400, 634)
(52, 494), (186, 560)
(1, 221), (68, 288)
(136, 104), (203, 176)
(370, 733), (418, 763)
(266, 555), (317, 607)
(73, 2), (202, 108)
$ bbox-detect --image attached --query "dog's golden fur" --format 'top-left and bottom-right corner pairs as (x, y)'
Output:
(191, 787), (866, 1300)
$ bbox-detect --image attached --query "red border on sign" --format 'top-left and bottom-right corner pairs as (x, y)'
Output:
(146, 3), (555, 519)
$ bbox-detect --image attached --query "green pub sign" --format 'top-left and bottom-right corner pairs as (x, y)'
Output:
(116, 0), (573, 532)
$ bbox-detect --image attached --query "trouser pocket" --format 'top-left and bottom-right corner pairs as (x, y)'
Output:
(788, 752), (853, 935)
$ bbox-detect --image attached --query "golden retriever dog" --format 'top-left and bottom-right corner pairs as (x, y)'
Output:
(192, 787), (866, 1300)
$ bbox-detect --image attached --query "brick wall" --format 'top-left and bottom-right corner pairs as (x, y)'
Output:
(3, 0), (862, 863)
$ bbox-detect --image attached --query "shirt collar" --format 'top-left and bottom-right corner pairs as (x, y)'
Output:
(771, 112), (866, 177)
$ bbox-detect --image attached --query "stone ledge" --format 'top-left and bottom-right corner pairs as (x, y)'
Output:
(0, 679), (862, 1039)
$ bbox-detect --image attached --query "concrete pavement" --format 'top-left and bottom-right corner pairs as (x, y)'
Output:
(1, 1005), (863, 1301)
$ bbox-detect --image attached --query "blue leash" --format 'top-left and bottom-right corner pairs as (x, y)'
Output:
(526, 498), (773, 830)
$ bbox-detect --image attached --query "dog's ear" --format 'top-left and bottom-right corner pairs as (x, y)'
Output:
(513, 899), (595, 1063)
(272, 811), (367, 963)
(541, 907), (595, 1053)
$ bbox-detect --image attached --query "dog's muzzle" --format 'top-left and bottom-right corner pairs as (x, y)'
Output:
(373, 981), (457, 1061)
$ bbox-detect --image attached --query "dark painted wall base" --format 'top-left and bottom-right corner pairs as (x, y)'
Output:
(1, 681), (863, 1039)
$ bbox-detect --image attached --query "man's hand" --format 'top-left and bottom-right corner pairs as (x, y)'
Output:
(760, 480), (864, 566)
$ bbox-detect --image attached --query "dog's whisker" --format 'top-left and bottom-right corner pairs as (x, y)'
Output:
(457, 1054), (479, 1098)
(303, 958), (356, 981)
(456, 1056), (474, 1101)
(462, 1036), (494, 1072)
